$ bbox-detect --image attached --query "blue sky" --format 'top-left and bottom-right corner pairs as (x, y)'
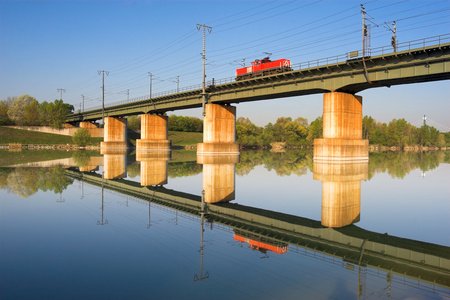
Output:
(1, 0), (449, 130)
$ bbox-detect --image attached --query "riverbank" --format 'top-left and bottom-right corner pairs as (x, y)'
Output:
(1, 126), (447, 152)
(0, 126), (203, 150)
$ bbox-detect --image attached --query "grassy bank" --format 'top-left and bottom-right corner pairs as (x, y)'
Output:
(0, 127), (103, 146)
(0, 150), (100, 167)
(0, 126), (203, 148)
(169, 131), (203, 146)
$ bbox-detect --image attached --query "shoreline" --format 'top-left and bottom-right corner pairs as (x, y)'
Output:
(1, 143), (448, 152)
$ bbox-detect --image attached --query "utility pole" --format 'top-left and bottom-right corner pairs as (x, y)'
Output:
(385, 21), (397, 52)
(148, 72), (153, 99)
(81, 94), (85, 113)
(98, 70), (109, 125)
(97, 171), (108, 226)
(148, 72), (157, 111)
(196, 24), (212, 117)
(423, 115), (427, 126)
(57, 88), (66, 100)
(125, 89), (130, 102)
(170, 76), (180, 93)
(360, 5), (372, 83)
(194, 189), (209, 282)
(361, 4), (368, 57)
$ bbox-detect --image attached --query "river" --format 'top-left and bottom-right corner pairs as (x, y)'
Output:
(0, 150), (449, 300)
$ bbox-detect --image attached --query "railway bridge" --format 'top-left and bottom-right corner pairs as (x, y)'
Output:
(66, 35), (450, 160)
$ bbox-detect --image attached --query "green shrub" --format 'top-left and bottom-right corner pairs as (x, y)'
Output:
(72, 128), (91, 146)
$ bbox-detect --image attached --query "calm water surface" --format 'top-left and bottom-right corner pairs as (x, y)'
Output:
(0, 150), (449, 300)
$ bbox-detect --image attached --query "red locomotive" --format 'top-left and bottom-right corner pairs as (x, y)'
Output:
(235, 56), (292, 81)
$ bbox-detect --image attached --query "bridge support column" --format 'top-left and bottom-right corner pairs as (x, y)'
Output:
(313, 161), (368, 228)
(80, 121), (98, 129)
(314, 92), (368, 161)
(101, 117), (128, 149)
(136, 150), (170, 186)
(136, 114), (171, 150)
(198, 155), (239, 203)
(197, 104), (239, 155)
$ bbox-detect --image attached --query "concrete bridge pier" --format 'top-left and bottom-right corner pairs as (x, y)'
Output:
(136, 114), (171, 151)
(101, 148), (127, 179)
(197, 104), (240, 155)
(101, 117), (128, 149)
(80, 121), (98, 129)
(198, 155), (239, 203)
(136, 150), (170, 186)
(314, 92), (368, 161)
(313, 161), (368, 228)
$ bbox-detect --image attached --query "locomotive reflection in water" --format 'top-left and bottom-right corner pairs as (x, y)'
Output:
(234, 229), (288, 255)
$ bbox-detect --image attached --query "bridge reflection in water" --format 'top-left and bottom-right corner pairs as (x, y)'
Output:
(136, 150), (170, 186)
(314, 161), (367, 228)
(65, 153), (449, 298)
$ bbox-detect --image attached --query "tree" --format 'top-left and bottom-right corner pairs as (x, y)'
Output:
(272, 117), (292, 142)
(49, 99), (74, 128)
(362, 115), (376, 140)
(236, 117), (263, 147)
(7, 95), (38, 125)
(127, 115), (141, 131)
(386, 119), (399, 146)
(72, 128), (91, 146)
(283, 121), (307, 146)
(168, 115), (203, 132)
(0, 97), (14, 125)
(38, 101), (52, 126)
(306, 116), (323, 144)
(24, 99), (40, 125)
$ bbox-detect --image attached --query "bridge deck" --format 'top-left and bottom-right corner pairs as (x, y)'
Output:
(66, 39), (450, 123)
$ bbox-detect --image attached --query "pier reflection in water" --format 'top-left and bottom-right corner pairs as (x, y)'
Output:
(136, 150), (170, 186)
(198, 154), (239, 203)
(0, 150), (449, 299)
(314, 161), (367, 228)
(101, 148), (127, 179)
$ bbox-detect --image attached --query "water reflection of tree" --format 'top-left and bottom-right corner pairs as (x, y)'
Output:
(237, 150), (309, 176)
(236, 150), (446, 179)
(0, 166), (74, 198)
(127, 163), (140, 178)
(72, 151), (92, 167)
(262, 150), (309, 176)
(168, 162), (202, 178)
(368, 151), (446, 179)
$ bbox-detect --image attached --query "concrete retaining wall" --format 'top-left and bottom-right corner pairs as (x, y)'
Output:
(7, 126), (104, 138)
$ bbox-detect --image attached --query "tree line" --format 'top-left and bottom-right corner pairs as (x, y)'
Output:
(127, 114), (203, 132)
(1, 95), (447, 147)
(0, 95), (74, 128)
(236, 116), (449, 148)
(131, 114), (448, 148)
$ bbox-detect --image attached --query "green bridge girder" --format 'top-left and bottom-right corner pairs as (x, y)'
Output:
(65, 169), (450, 289)
(66, 42), (450, 123)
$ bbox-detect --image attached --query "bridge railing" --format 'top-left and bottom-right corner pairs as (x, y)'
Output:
(368, 33), (450, 56)
(292, 53), (351, 70)
(81, 33), (450, 112)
